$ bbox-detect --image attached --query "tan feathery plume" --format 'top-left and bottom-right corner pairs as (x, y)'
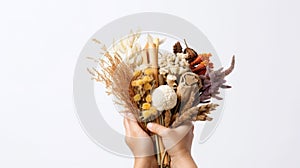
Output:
(87, 39), (138, 117)
(111, 62), (140, 118)
(87, 41), (122, 94)
(171, 106), (199, 128)
(192, 103), (218, 121)
(171, 103), (219, 128)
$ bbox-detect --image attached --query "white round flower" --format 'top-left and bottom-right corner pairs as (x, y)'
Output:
(151, 85), (177, 111)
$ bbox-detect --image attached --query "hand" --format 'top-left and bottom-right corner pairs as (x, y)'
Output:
(147, 122), (197, 168)
(123, 114), (157, 168)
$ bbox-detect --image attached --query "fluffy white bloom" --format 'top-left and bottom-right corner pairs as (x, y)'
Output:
(151, 85), (177, 111)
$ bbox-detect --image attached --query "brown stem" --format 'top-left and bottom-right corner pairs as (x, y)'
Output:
(184, 39), (188, 48)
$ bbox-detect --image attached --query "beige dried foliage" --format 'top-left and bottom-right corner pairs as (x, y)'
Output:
(87, 39), (138, 117)
(179, 90), (196, 114)
(193, 103), (218, 121)
(171, 106), (199, 128)
(87, 40), (122, 94)
(171, 103), (218, 128)
(111, 62), (140, 117)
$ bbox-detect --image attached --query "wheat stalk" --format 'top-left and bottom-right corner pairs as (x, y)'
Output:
(171, 106), (199, 128)
(171, 103), (218, 128)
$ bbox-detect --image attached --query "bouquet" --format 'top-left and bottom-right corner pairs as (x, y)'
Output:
(88, 31), (235, 168)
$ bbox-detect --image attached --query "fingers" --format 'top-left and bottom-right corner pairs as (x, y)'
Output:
(123, 117), (130, 135)
(124, 117), (137, 131)
(124, 115), (150, 139)
(147, 123), (169, 136)
(123, 112), (138, 127)
(124, 112), (136, 120)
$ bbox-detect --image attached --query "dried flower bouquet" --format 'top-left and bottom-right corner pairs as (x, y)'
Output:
(88, 31), (235, 168)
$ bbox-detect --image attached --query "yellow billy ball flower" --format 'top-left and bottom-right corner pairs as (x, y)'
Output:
(136, 79), (144, 86)
(142, 76), (153, 83)
(133, 70), (142, 77)
(142, 110), (152, 119)
(146, 94), (152, 103)
(131, 80), (138, 87)
(142, 107), (157, 119)
(144, 83), (152, 91)
(144, 68), (154, 75)
(142, 103), (151, 110)
(133, 94), (141, 102)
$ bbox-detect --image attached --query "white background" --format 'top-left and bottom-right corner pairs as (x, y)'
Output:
(1, 0), (300, 167)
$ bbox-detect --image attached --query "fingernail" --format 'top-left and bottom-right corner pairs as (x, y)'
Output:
(147, 123), (153, 130)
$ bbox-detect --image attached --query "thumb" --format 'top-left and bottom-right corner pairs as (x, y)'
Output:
(147, 123), (168, 136)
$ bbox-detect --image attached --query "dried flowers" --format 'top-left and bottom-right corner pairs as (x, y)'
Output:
(158, 52), (190, 76)
(151, 85), (177, 111)
(88, 33), (235, 168)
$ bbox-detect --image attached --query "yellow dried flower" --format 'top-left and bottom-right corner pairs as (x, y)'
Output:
(142, 103), (151, 110)
(133, 94), (141, 102)
(146, 94), (152, 103)
(144, 68), (154, 75)
(133, 70), (142, 77)
(131, 80), (138, 87)
(142, 76), (153, 83)
(136, 79), (144, 86)
(142, 107), (157, 119)
(144, 83), (152, 91)
(142, 110), (152, 119)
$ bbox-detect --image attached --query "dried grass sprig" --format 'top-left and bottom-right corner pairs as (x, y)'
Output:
(111, 63), (140, 117)
(87, 39), (139, 117)
(193, 103), (218, 121)
(171, 106), (199, 128)
(87, 41), (122, 94)
(171, 103), (218, 128)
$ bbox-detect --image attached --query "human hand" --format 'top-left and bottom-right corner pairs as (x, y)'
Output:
(147, 122), (197, 168)
(123, 114), (157, 168)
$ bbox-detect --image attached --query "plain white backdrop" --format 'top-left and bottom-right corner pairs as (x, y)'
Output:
(1, 0), (299, 167)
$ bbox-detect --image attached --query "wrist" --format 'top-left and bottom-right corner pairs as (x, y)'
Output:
(170, 151), (197, 168)
(169, 148), (190, 160)
(134, 156), (158, 168)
